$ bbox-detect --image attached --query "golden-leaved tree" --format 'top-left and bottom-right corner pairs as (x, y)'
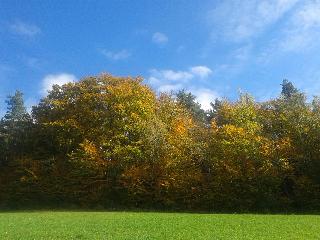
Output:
(205, 94), (292, 210)
(32, 74), (157, 205)
(121, 93), (205, 208)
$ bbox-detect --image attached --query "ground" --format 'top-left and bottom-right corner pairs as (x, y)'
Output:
(0, 211), (319, 239)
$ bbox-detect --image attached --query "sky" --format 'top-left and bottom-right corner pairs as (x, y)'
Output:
(1, 0), (320, 115)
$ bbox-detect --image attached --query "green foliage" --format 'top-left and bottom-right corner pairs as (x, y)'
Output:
(0, 91), (38, 207)
(175, 90), (207, 123)
(281, 79), (299, 99)
(0, 77), (320, 211)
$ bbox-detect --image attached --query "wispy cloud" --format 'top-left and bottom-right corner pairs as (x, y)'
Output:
(148, 65), (212, 90)
(100, 49), (131, 60)
(257, 0), (320, 64)
(152, 32), (168, 45)
(9, 20), (41, 37)
(280, 0), (320, 52)
(41, 73), (77, 96)
(20, 56), (44, 69)
(148, 69), (191, 92)
(147, 66), (216, 109)
(149, 69), (193, 83)
(208, 0), (298, 42)
(190, 66), (213, 78)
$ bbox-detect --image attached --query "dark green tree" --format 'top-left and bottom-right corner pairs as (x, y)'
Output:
(175, 90), (207, 123)
(0, 91), (32, 164)
(281, 79), (299, 99)
(0, 91), (37, 207)
(206, 98), (222, 123)
(3, 91), (29, 121)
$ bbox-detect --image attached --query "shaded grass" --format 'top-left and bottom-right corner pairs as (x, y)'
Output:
(0, 211), (319, 239)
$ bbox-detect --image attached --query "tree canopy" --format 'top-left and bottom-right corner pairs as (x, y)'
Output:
(0, 75), (319, 211)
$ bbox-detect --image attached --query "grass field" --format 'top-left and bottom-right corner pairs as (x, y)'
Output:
(0, 211), (319, 239)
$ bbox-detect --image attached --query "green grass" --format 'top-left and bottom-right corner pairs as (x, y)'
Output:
(0, 211), (319, 239)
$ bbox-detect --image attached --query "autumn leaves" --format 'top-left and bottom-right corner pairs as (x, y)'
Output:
(0, 76), (319, 211)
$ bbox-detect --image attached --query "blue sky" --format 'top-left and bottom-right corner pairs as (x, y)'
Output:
(1, 0), (320, 114)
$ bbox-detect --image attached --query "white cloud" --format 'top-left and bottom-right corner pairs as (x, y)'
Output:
(161, 70), (193, 81)
(150, 65), (212, 83)
(9, 21), (41, 37)
(208, 0), (298, 42)
(152, 32), (168, 45)
(192, 88), (220, 110)
(147, 66), (217, 109)
(101, 49), (131, 60)
(41, 73), (77, 95)
(149, 69), (194, 85)
(148, 65), (212, 91)
(190, 66), (213, 78)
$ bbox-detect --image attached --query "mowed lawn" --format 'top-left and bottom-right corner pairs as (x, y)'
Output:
(0, 211), (319, 240)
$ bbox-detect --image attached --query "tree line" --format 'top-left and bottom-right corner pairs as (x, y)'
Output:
(0, 74), (319, 211)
